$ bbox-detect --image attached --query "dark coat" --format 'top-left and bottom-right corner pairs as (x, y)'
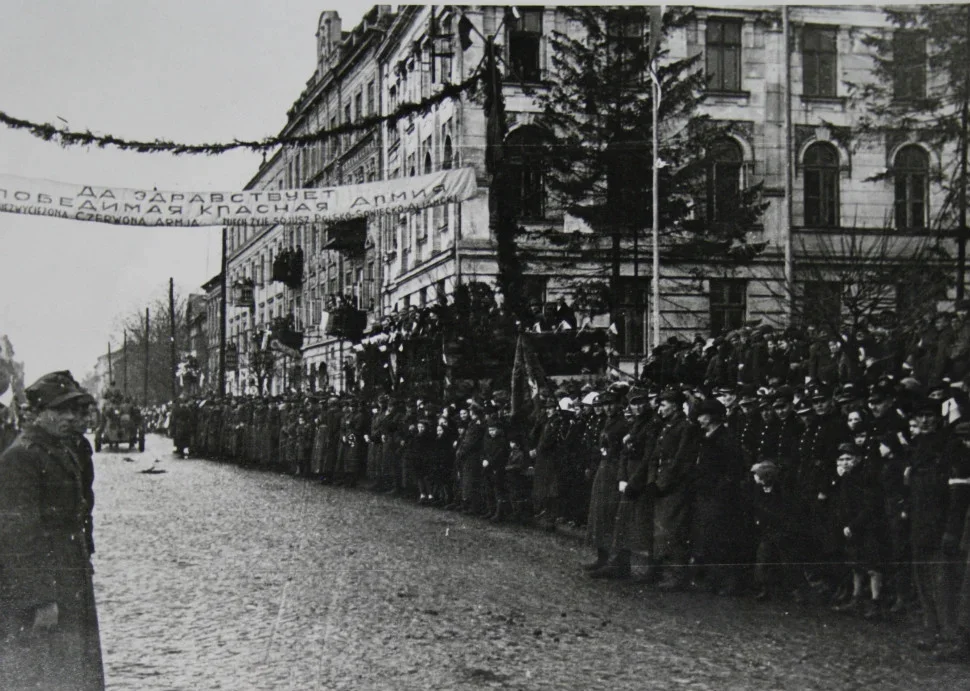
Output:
(584, 411), (628, 550)
(531, 411), (569, 502)
(648, 412), (697, 561)
(0, 426), (104, 690)
(909, 430), (951, 555)
(612, 411), (657, 553)
(690, 423), (747, 563)
(833, 463), (889, 566)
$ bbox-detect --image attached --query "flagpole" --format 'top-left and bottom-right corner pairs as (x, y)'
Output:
(650, 9), (662, 351)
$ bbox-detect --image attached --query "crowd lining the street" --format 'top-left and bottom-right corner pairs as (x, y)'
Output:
(140, 304), (970, 664)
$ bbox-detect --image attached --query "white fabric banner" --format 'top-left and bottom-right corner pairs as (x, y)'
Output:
(0, 167), (477, 228)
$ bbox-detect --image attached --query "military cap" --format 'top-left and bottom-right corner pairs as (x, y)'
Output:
(750, 460), (780, 481)
(867, 385), (895, 404)
(627, 388), (651, 405)
(795, 401), (813, 414)
(927, 384), (949, 400)
(694, 398), (726, 418)
(915, 398), (942, 416)
(596, 391), (616, 405)
(953, 421), (970, 437)
(738, 384), (759, 405)
(837, 442), (860, 457)
(713, 384), (736, 396)
(581, 392), (600, 406)
(416, 417), (432, 427)
(25, 370), (95, 410)
(772, 386), (794, 404)
(484, 415), (501, 428)
(809, 385), (832, 401)
(835, 383), (861, 404)
(658, 389), (685, 405)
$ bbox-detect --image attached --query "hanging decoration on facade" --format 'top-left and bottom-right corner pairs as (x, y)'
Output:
(271, 247), (304, 289)
(0, 73), (481, 155)
(0, 167), (477, 227)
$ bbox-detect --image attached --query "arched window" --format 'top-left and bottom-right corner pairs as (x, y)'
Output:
(443, 135), (454, 170)
(707, 139), (743, 222)
(505, 126), (547, 221)
(804, 142), (840, 227)
(894, 145), (929, 229)
(424, 152), (433, 175)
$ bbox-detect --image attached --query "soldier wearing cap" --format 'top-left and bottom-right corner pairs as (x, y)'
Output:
(646, 389), (697, 590)
(0, 371), (104, 690)
(590, 388), (653, 579)
(690, 397), (746, 595)
(908, 397), (958, 653)
(759, 385), (803, 469)
(791, 384), (846, 597)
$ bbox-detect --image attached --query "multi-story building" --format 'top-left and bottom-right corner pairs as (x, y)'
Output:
(223, 5), (961, 391)
(201, 273), (222, 391)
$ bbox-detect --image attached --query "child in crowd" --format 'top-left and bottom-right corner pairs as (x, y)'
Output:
(831, 443), (888, 618)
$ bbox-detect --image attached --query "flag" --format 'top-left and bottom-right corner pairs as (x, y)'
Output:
(511, 333), (548, 419)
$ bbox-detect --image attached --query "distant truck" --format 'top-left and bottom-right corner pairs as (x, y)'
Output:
(95, 400), (145, 452)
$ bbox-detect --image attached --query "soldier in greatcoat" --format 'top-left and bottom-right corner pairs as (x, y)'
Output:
(0, 371), (104, 690)
(792, 385), (846, 596)
(647, 389), (697, 591)
(690, 398), (747, 595)
(457, 403), (486, 514)
(592, 389), (654, 579)
(907, 399), (957, 653)
(583, 392), (628, 571)
(529, 395), (568, 531)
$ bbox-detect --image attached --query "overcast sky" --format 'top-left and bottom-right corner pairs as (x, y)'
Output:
(0, 0), (366, 394)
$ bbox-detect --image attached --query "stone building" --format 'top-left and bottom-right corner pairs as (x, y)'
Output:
(223, 4), (960, 390)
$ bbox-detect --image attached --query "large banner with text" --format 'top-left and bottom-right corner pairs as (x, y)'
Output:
(0, 167), (477, 227)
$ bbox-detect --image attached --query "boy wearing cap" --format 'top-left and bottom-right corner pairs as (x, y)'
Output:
(0, 371), (105, 690)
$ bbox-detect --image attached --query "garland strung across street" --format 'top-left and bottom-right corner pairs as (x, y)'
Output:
(0, 73), (481, 155)
(0, 167), (478, 227)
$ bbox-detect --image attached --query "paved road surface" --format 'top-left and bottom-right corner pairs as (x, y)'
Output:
(91, 433), (970, 690)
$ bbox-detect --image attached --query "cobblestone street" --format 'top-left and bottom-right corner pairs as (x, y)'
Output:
(91, 434), (970, 690)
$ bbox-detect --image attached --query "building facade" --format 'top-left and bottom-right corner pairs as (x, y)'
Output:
(221, 4), (960, 391)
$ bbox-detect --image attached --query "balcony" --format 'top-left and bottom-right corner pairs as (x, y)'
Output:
(323, 218), (367, 253)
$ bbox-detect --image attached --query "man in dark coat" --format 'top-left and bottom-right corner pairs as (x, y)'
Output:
(0, 371), (105, 690)
(690, 398), (747, 595)
(908, 399), (956, 653)
(647, 389), (697, 590)
(584, 392), (627, 568)
(592, 389), (653, 579)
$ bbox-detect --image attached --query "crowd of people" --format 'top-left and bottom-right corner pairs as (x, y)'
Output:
(152, 305), (970, 666)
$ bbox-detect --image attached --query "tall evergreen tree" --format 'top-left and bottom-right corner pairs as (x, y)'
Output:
(534, 6), (767, 292)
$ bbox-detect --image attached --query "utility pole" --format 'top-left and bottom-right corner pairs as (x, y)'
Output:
(123, 330), (128, 396)
(783, 6), (795, 316)
(107, 341), (113, 385)
(169, 277), (177, 401)
(219, 227), (228, 397)
(650, 7), (662, 350)
(959, 10), (970, 300)
(143, 308), (150, 406)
